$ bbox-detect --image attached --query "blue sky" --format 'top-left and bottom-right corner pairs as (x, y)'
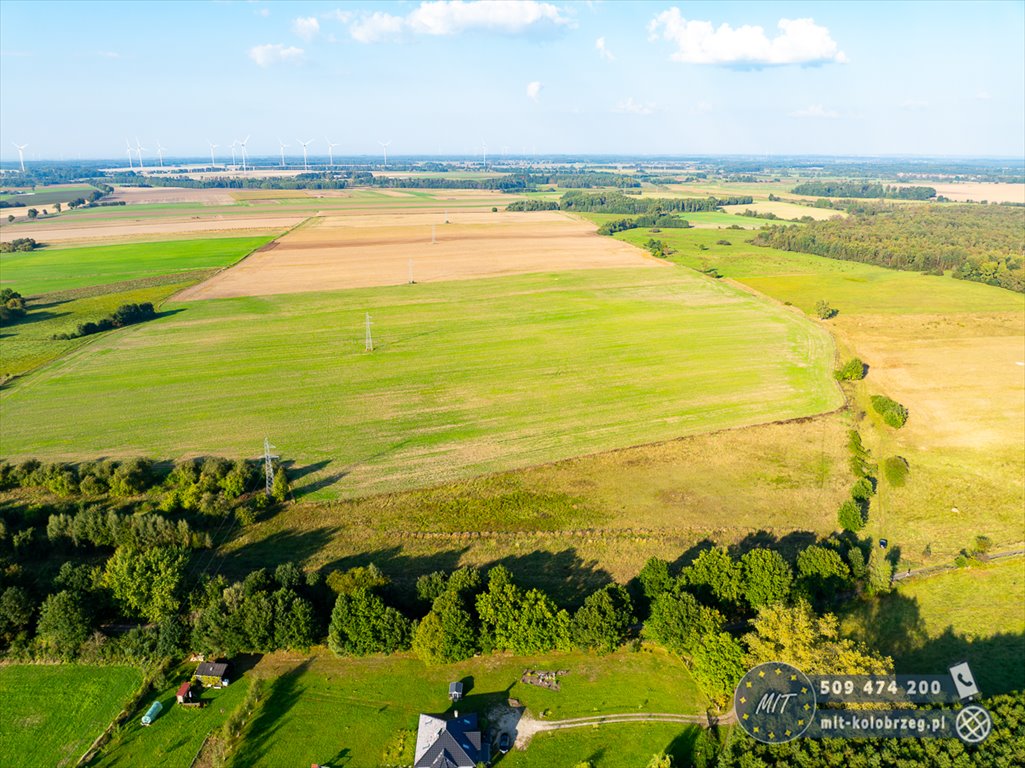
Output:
(1, 1), (1023, 160)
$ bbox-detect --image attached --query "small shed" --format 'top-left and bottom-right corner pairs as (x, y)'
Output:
(194, 661), (230, 688)
(141, 700), (163, 726)
(448, 682), (464, 702)
(176, 681), (195, 704)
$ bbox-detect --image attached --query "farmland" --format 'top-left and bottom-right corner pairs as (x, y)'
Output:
(612, 225), (1025, 563)
(0, 236), (274, 294)
(0, 265), (841, 499)
(0, 664), (142, 768)
(177, 211), (663, 298)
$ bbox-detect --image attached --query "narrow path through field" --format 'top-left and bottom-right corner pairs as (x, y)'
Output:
(513, 710), (735, 748)
(892, 548), (1024, 583)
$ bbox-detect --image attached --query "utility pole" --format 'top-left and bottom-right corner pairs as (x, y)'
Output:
(263, 437), (277, 496)
(365, 312), (374, 352)
(408, 258), (414, 284)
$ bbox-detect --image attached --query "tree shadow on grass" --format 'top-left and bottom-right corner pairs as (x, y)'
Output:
(486, 548), (613, 609)
(215, 526), (344, 581)
(229, 659), (313, 767)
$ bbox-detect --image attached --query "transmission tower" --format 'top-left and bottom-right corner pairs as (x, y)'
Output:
(365, 312), (374, 352)
(263, 437), (278, 496)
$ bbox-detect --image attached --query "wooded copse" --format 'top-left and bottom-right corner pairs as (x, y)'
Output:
(792, 180), (937, 199)
(753, 204), (1025, 292)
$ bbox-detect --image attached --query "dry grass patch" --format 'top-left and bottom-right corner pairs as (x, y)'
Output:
(107, 186), (236, 205)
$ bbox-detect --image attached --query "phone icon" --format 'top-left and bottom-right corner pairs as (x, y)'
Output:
(949, 662), (980, 700)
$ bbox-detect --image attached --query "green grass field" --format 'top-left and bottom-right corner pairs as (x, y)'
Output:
(0, 184), (100, 208)
(843, 558), (1025, 694)
(93, 672), (252, 768)
(0, 277), (202, 378)
(0, 267), (841, 499)
(0, 664), (142, 768)
(232, 646), (706, 768)
(1, 236), (274, 295)
(614, 227), (1025, 315)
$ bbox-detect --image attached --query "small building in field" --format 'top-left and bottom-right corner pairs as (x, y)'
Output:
(141, 700), (163, 726)
(448, 681), (464, 702)
(414, 711), (488, 768)
(176, 681), (197, 704)
(194, 661), (230, 688)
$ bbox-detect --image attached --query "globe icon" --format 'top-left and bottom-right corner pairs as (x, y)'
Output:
(955, 705), (991, 743)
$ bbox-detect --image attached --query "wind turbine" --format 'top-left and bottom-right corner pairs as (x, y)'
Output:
(297, 139), (313, 171)
(325, 137), (339, 167)
(239, 135), (250, 173)
(125, 138), (134, 169)
(134, 137), (147, 170)
(379, 140), (391, 166)
(12, 143), (27, 173)
(208, 141), (218, 166)
(230, 140), (238, 168)
(278, 140), (289, 168)
(155, 140), (166, 168)
(481, 140), (487, 170)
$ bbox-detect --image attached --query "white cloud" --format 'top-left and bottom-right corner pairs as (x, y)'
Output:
(526, 81), (543, 102)
(350, 11), (406, 43)
(649, 9), (846, 66)
(899, 99), (929, 111)
(613, 97), (655, 115)
(976, 90), (992, 100)
(293, 16), (320, 41)
(691, 100), (713, 115)
(595, 36), (614, 61)
(349, 1), (570, 43)
(323, 9), (352, 23)
(255, 7), (270, 17)
(248, 43), (304, 67)
(790, 105), (839, 119)
(97, 50), (122, 59)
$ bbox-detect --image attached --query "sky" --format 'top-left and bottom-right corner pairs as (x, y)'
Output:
(1, 0), (1023, 160)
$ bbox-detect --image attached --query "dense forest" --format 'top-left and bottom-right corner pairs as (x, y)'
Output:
(792, 180), (937, 199)
(559, 190), (752, 214)
(753, 204), (1025, 292)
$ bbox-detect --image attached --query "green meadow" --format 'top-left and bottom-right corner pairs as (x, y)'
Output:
(230, 647), (705, 768)
(0, 184), (100, 208)
(0, 664), (142, 768)
(843, 558), (1025, 694)
(0, 267), (841, 499)
(1, 236), (273, 295)
(614, 227), (1025, 315)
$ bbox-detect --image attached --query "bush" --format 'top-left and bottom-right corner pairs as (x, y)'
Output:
(833, 357), (866, 381)
(815, 300), (838, 319)
(716, 239), (732, 246)
(871, 395), (909, 428)
(882, 456), (910, 486)
(838, 499), (866, 531)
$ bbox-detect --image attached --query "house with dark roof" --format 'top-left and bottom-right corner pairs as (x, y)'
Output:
(193, 661), (230, 688)
(414, 711), (489, 767)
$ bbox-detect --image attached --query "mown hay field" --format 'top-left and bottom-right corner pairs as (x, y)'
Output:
(0, 267), (841, 500)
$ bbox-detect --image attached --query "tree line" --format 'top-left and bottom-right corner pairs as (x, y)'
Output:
(51, 302), (157, 340)
(559, 191), (753, 215)
(792, 180), (937, 199)
(752, 205), (1024, 292)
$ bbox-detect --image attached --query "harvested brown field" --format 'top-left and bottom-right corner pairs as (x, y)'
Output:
(106, 186), (236, 205)
(176, 210), (666, 300)
(907, 182), (1025, 204)
(3, 214), (305, 245)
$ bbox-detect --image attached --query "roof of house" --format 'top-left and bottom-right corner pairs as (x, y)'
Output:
(448, 682), (464, 695)
(414, 712), (484, 768)
(195, 662), (229, 678)
(176, 682), (192, 697)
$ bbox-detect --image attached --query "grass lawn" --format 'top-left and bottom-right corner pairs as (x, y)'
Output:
(1, 236), (274, 295)
(0, 664), (142, 768)
(228, 646), (706, 768)
(0, 277), (206, 379)
(0, 267), (841, 499)
(842, 558), (1025, 694)
(505, 723), (701, 768)
(92, 671), (252, 768)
